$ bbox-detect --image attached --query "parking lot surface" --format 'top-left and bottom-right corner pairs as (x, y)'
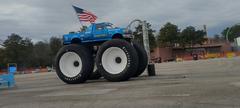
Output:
(1, 57), (240, 108)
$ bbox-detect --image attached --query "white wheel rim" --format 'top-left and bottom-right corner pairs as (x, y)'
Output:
(59, 52), (82, 77)
(102, 47), (128, 74)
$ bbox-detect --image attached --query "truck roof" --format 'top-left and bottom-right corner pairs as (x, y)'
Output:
(92, 22), (113, 25)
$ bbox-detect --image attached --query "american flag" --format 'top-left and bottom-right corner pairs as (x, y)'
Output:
(72, 6), (97, 23)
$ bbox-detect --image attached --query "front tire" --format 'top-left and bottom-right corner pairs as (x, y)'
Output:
(55, 45), (94, 84)
(96, 39), (139, 82)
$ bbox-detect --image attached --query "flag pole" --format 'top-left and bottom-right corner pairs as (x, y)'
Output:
(74, 9), (84, 30)
(71, 5), (97, 30)
(71, 4), (84, 31)
(79, 20), (84, 31)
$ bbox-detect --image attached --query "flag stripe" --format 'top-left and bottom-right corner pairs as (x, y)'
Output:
(73, 5), (97, 23)
(80, 15), (96, 19)
(79, 15), (95, 19)
(79, 15), (97, 21)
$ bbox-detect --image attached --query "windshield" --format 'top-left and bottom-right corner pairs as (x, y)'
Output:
(106, 23), (116, 29)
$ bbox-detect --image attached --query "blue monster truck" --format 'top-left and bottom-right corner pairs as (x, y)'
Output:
(63, 22), (131, 45)
(55, 22), (148, 84)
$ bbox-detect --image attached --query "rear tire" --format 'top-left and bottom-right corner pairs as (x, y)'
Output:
(55, 44), (94, 84)
(96, 39), (139, 82)
(132, 42), (148, 77)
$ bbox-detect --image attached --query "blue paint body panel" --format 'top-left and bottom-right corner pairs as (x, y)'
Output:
(0, 74), (15, 88)
(0, 66), (16, 88)
(63, 22), (129, 45)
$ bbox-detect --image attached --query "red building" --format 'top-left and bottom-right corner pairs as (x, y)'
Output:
(151, 38), (232, 63)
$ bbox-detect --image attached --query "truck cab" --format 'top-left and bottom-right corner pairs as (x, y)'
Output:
(63, 22), (131, 45)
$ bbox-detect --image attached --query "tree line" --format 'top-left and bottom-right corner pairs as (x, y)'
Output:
(0, 34), (62, 69)
(0, 21), (236, 68)
(133, 22), (207, 50)
(133, 22), (240, 51)
(222, 24), (240, 42)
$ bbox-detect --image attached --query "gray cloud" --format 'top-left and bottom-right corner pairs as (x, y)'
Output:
(0, 0), (240, 41)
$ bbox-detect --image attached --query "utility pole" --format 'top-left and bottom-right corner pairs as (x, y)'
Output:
(142, 21), (151, 63)
(142, 21), (156, 76)
(203, 25), (208, 38)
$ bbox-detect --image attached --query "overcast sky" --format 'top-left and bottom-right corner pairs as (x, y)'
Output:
(0, 0), (240, 42)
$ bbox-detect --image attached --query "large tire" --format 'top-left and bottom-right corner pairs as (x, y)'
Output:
(55, 44), (94, 84)
(132, 42), (148, 77)
(96, 39), (139, 82)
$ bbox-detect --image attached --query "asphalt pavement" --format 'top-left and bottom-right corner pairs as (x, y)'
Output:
(1, 57), (240, 108)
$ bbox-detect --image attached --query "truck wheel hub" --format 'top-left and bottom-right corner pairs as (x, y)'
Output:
(59, 52), (82, 77)
(73, 61), (80, 67)
(101, 47), (128, 74)
(115, 57), (122, 64)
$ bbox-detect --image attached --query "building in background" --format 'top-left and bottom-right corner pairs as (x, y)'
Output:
(151, 37), (232, 63)
(150, 24), (239, 63)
